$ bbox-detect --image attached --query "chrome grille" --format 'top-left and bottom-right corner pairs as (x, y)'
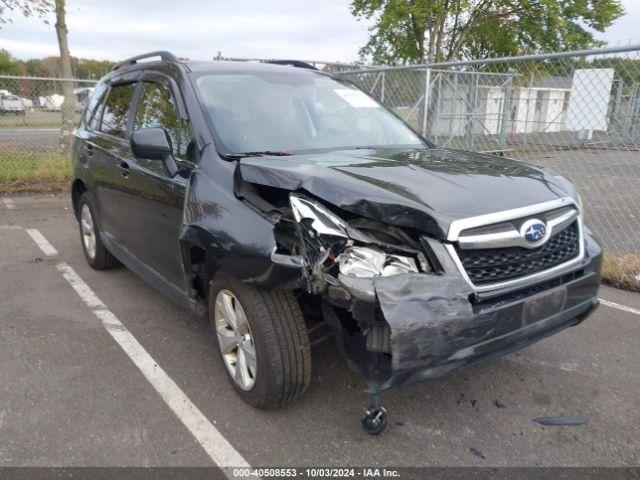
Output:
(454, 221), (580, 285)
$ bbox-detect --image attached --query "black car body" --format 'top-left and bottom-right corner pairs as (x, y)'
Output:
(71, 52), (602, 408)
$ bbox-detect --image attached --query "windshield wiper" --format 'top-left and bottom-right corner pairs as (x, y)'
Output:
(224, 150), (293, 159)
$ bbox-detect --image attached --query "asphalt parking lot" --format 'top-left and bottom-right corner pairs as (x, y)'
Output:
(1, 193), (639, 469)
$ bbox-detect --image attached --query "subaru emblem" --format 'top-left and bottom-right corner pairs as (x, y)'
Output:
(520, 219), (548, 247)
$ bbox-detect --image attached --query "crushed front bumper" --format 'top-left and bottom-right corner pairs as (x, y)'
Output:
(340, 229), (602, 390)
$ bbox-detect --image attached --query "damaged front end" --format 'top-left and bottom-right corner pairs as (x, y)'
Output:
(233, 157), (602, 391)
(283, 192), (602, 390)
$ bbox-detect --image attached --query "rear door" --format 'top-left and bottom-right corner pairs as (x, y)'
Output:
(73, 80), (108, 175)
(91, 79), (140, 247)
(118, 72), (194, 288)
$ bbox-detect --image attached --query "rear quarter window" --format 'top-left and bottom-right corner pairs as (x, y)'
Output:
(99, 83), (137, 138)
(83, 82), (108, 129)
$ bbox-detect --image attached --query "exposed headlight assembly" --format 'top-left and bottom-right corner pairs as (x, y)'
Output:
(289, 194), (427, 299)
(336, 247), (421, 301)
(338, 247), (419, 277)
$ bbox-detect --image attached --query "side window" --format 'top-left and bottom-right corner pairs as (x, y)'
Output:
(100, 83), (137, 138)
(134, 81), (193, 160)
(84, 82), (108, 129)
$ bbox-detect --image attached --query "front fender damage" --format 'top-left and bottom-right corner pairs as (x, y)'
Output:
(178, 167), (305, 308)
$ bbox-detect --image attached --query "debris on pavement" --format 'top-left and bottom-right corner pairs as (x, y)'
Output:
(495, 399), (506, 408)
(533, 416), (589, 426)
(468, 447), (487, 460)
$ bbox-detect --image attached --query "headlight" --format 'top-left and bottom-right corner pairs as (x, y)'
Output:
(338, 246), (419, 277)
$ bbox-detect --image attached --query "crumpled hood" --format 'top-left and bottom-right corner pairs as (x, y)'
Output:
(239, 147), (576, 238)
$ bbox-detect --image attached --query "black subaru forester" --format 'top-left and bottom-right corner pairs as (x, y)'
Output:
(71, 51), (602, 433)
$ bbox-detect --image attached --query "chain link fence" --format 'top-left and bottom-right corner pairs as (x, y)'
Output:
(0, 76), (97, 190)
(336, 44), (640, 287)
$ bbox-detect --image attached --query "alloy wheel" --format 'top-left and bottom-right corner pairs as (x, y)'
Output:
(80, 203), (96, 260)
(214, 289), (257, 391)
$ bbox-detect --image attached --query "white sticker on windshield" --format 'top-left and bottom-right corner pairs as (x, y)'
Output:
(334, 89), (380, 108)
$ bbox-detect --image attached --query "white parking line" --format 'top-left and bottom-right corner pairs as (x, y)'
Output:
(599, 298), (640, 316)
(25, 229), (252, 474)
(2, 197), (16, 210)
(56, 263), (106, 309)
(95, 308), (250, 470)
(25, 228), (58, 256)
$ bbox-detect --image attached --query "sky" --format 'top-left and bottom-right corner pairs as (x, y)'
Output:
(0, 0), (638, 64)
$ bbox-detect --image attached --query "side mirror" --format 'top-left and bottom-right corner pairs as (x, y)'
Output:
(131, 128), (178, 176)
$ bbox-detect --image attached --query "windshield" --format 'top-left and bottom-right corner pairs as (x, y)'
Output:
(193, 70), (425, 155)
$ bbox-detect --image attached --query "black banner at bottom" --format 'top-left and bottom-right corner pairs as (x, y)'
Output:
(0, 467), (638, 480)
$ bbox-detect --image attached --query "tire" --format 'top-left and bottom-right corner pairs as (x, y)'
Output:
(77, 191), (119, 270)
(209, 271), (311, 409)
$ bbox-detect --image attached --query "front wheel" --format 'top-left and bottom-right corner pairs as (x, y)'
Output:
(209, 272), (312, 409)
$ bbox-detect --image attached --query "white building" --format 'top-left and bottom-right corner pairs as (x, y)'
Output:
(508, 77), (571, 134)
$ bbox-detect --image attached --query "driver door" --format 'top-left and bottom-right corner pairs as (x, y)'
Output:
(120, 73), (194, 288)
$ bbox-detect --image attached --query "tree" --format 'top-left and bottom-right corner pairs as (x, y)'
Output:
(75, 58), (115, 79)
(351, 0), (625, 65)
(24, 57), (47, 76)
(0, 48), (21, 74)
(54, 0), (74, 153)
(0, 0), (51, 26)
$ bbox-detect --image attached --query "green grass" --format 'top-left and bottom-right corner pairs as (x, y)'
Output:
(0, 153), (72, 192)
(602, 253), (640, 292)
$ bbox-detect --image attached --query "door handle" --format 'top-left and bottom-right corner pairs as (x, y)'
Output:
(118, 160), (131, 178)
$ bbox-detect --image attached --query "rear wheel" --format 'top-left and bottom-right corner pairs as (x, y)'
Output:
(78, 192), (119, 270)
(209, 272), (311, 409)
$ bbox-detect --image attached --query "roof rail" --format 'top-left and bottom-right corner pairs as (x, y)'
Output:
(263, 60), (318, 70)
(112, 51), (179, 71)
(220, 57), (320, 70)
